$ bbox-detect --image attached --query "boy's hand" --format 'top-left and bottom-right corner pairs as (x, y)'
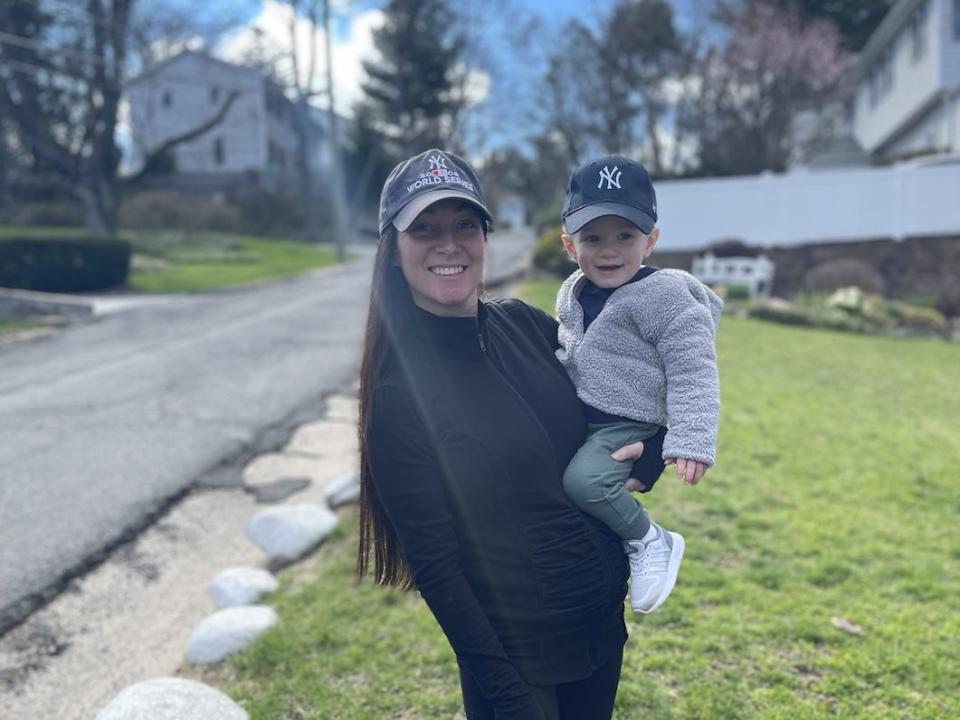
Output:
(665, 457), (708, 486)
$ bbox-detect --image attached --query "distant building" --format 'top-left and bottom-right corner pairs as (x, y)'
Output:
(852, 0), (960, 163)
(124, 50), (333, 197)
(495, 194), (526, 230)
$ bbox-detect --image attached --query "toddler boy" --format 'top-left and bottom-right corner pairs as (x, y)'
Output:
(556, 155), (722, 613)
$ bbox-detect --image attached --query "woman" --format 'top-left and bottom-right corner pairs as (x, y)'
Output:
(357, 149), (666, 719)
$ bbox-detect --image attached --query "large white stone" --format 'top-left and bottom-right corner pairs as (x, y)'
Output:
(94, 677), (248, 719)
(285, 420), (357, 457)
(325, 394), (359, 422)
(242, 453), (324, 485)
(186, 605), (278, 665)
(245, 503), (338, 563)
(209, 567), (279, 609)
(324, 471), (360, 509)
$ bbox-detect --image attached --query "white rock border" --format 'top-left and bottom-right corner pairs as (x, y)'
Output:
(94, 677), (248, 719)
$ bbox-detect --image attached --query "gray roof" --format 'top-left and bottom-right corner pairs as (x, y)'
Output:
(126, 49), (261, 88)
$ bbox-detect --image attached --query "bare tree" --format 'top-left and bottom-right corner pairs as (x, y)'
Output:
(284, 0), (324, 243)
(542, 21), (598, 165)
(689, 1), (851, 175)
(0, 0), (247, 233)
(539, 1), (687, 173)
(321, 0), (348, 260)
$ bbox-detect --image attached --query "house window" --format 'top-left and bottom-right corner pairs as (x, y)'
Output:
(873, 45), (894, 102)
(268, 141), (287, 168)
(868, 71), (878, 107)
(162, 90), (172, 108)
(910, 2), (928, 61)
(213, 137), (225, 166)
(210, 86), (221, 104)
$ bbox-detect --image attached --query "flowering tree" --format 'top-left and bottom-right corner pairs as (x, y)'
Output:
(686, 1), (852, 175)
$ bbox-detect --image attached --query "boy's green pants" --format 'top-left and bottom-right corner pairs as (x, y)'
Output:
(563, 420), (663, 540)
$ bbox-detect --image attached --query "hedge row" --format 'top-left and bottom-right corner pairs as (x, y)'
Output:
(0, 237), (131, 292)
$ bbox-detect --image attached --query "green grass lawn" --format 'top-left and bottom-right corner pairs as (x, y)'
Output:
(0, 320), (43, 336)
(127, 235), (339, 293)
(0, 226), (341, 293)
(196, 280), (960, 719)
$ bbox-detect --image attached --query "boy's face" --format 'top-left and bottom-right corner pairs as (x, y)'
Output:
(562, 215), (659, 289)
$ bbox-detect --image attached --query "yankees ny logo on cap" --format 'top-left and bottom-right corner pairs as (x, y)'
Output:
(562, 154), (658, 235)
(598, 165), (622, 190)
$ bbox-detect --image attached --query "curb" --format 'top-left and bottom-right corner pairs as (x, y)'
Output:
(0, 288), (94, 319)
(88, 394), (362, 719)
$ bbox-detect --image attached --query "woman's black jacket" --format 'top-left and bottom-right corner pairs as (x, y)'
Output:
(367, 298), (666, 718)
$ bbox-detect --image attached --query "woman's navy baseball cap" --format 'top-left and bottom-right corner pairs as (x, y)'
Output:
(562, 154), (658, 234)
(378, 149), (493, 235)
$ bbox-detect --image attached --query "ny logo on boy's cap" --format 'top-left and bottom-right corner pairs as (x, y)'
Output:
(562, 154), (656, 235)
(428, 154), (448, 171)
(598, 165), (622, 190)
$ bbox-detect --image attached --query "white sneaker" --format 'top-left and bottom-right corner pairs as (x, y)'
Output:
(623, 522), (685, 614)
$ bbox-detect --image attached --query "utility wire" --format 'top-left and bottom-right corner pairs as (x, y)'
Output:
(0, 30), (112, 67)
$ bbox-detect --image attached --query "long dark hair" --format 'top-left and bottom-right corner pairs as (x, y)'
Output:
(356, 218), (488, 588)
(356, 227), (416, 589)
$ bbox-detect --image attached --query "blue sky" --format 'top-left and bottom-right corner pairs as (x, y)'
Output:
(133, 0), (707, 156)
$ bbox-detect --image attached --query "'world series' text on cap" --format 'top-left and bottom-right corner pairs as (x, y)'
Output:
(379, 149), (494, 236)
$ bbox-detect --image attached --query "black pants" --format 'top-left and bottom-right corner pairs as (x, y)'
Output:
(459, 648), (624, 720)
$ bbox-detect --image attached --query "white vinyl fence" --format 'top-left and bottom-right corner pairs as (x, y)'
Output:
(655, 161), (960, 251)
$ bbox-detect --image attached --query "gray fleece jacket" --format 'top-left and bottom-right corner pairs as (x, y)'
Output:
(556, 268), (723, 465)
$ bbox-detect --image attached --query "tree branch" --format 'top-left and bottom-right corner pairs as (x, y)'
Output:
(123, 89), (241, 184)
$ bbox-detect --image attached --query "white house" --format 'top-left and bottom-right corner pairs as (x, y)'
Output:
(852, 0), (960, 162)
(125, 51), (332, 196)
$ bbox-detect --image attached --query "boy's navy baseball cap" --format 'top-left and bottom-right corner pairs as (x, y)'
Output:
(378, 149), (493, 235)
(562, 154), (657, 234)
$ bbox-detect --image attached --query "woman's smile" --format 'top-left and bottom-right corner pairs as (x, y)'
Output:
(429, 264), (467, 276)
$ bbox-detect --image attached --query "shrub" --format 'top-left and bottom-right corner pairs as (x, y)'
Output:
(934, 285), (960, 319)
(749, 293), (948, 338)
(724, 284), (751, 301)
(11, 201), (84, 227)
(118, 191), (244, 233)
(708, 239), (758, 258)
(885, 302), (947, 337)
(531, 225), (574, 278)
(746, 299), (815, 327)
(230, 187), (306, 237)
(0, 236), (130, 291)
(801, 259), (885, 295)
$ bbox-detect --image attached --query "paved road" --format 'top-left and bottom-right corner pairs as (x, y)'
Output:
(0, 258), (372, 633)
(484, 227), (537, 289)
(0, 228), (536, 635)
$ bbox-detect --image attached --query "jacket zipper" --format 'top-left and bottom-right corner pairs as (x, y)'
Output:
(475, 314), (486, 352)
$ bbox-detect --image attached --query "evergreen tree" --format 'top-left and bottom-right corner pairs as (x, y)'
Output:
(359, 0), (466, 156)
(347, 0), (469, 223)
